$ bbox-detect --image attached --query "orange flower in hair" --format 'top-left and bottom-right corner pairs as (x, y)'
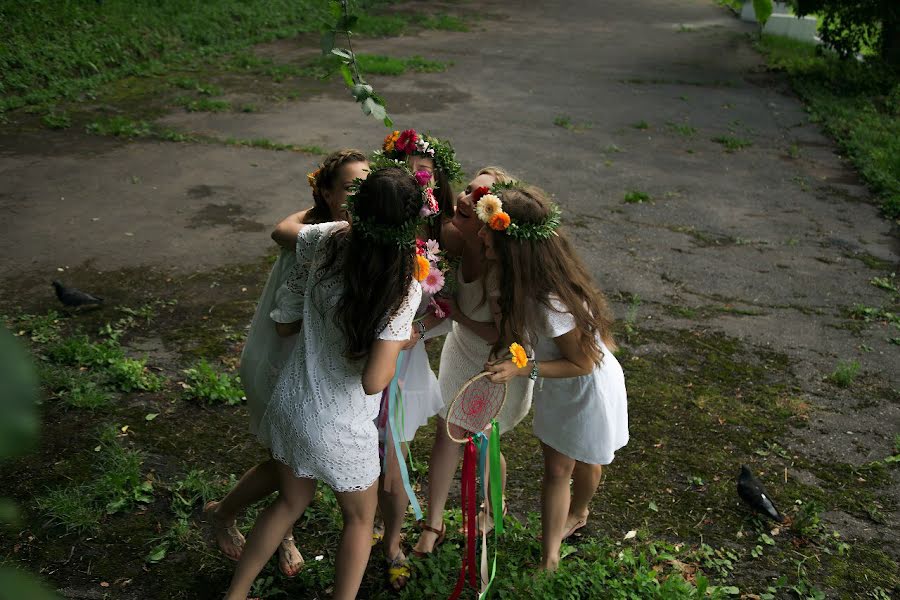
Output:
(383, 130), (401, 152)
(509, 342), (528, 368)
(414, 255), (431, 281)
(307, 168), (320, 189)
(489, 211), (511, 231)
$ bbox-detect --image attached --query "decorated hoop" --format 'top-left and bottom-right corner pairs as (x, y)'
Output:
(445, 372), (507, 443)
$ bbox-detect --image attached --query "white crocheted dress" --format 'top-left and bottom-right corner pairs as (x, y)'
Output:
(258, 222), (422, 492)
(437, 266), (533, 434)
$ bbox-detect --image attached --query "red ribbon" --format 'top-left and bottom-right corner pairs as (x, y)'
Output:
(448, 437), (478, 599)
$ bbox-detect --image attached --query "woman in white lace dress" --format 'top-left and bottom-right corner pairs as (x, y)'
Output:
(206, 150), (368, 577)
(413, 167), (535, 557)
(222, 166), (424, 600)
(371, 130), (463, 589)
(480, 184), (628, 571)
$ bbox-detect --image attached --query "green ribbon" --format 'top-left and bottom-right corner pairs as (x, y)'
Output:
(479, 419), (503, 599)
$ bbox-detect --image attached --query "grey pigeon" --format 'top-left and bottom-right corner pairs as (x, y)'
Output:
(52, 280), (104, 308)
(737, 465), (784, 522)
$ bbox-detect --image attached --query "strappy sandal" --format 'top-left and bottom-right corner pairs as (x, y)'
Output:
(203, 501), (245, 561)
(277, 535), (304, 578)
(372, 518), (386, 547)
(410, 521), (446, 558)
(386, 550), (411, 591)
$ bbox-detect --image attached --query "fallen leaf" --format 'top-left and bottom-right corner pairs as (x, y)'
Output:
(624, 530), (637, 540)
(100, 582), (110, 587)
(145, 413), (159, 421)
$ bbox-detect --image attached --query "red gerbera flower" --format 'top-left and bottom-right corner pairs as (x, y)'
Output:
(472, 186), (490, 202)
(395, 129), (418, 154)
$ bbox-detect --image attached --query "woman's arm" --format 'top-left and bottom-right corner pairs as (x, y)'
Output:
(362, 339), (408, 394)
(485, 328), (593, 383)
(271, 209), (312, 249)
(444, 295), (498, 343)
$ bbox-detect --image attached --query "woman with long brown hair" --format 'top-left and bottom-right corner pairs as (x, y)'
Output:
(479, 183), (629, 571)
(206, 149), (368, 577)
(412, 167), (536, 558)
(222, 165), (425, 600)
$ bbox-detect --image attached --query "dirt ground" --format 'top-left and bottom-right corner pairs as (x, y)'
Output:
(1, 0), (898, 598)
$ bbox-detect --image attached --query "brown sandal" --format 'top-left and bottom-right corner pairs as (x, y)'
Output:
(411, 520), (446, 558)
(203, 501), (245, 561)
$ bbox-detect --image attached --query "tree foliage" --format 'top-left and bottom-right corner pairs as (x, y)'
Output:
(794, 0), (900, 65)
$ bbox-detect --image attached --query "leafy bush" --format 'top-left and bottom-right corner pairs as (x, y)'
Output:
(182, 359), (244, 405)
(794, 0), (900, 64)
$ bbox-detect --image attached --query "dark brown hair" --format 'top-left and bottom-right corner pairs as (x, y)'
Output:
(317, 167), (422, 359)
(487, 185), (616, 364)
(304, 149), (368, 224)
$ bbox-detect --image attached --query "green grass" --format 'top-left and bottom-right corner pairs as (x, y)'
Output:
(631, 119), (650, 130)
(624, 190), (651, 204)
(181, 359), (243, 405)
(712, 135), (752, 152)
(38, 426), (153, 534)
(357, 54), (448, 75)
(40, 111), (71, 129)
(354, 13), (408, 37)
(667, 121), (698, 137)
(828, 360), (861, 387)
(0, 0), (335, 114)
(756, 34), (900, 220)
(86, 116), (153, 138)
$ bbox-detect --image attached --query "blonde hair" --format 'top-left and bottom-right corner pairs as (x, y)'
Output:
(477, 166), (515, 185)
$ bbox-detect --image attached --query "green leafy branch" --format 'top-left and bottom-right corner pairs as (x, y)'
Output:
(321, 0), (393, 127)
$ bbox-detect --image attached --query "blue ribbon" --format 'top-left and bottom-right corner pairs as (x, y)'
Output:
(386, 350), (422, 520)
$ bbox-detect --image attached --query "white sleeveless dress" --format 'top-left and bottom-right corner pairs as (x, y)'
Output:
(390, 291), (446, 442)
(259, 222), (422, 491)
(531, 298), (628, 465)
(437, 266), (533, 434)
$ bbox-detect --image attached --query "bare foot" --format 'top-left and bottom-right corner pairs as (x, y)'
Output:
(277, 536), (304, 577)
(204, 501), (244, 561)
(561, 511), (589, 540)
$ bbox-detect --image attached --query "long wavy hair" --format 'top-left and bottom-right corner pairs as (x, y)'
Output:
(487, 185), (616, 364)
(317, 167), (422, 359)
(304, 149), (368, 224)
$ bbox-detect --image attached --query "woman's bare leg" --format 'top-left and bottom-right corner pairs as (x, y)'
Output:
(539, 442), (576, 572)
(332, 483), (379, 600)
(223, 463), (316, 600)
(412, 417), (461, 554)
(565, 461), (602, 534)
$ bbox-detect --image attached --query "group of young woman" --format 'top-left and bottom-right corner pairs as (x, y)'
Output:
(205, 130), (629, 600)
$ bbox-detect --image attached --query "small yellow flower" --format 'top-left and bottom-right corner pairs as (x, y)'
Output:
(509, 342), (528, 369)
(475, 193), (502, 223)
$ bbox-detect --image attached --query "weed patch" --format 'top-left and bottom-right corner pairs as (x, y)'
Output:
(181, 359), (243, 405)
(712, 135), (752, 152)
(38, 426), (153, 534)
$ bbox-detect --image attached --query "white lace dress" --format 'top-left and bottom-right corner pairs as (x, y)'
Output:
(258, 222), (422, 492)
(437, 267), (533, 434)
(531, 298), (628, 465)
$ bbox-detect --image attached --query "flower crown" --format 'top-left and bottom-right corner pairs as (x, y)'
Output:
(381, 128), (463, 183)
(343, 159), (438, 248)
(473, 181), (562, 239)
